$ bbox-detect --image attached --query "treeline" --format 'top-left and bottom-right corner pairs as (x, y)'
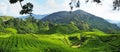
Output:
(0, 16), (119, 34)
(0, 16), (80, 34)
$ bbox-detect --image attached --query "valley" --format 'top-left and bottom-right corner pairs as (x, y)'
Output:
(0, 10), (120, 52)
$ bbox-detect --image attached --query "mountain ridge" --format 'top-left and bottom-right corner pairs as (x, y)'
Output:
(42, 10), (120, 33)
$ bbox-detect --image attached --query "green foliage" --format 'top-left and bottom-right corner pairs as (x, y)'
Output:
(37, 21), (49, 33)
(0, 34), (79, 52)
(4, 28), (17, 34)
(0, 15), (120, 52)
(1, 15), (119, 34)
(82, 35), (120, 52)
(0, 33), (119, 52)
(68, 36), (80, 46)
(0, 15), (119, 34)
(0, 16), (13, 21)
(2, 17), (38, 34)
(58, 24), (79, 34)
(48, 24), (80, 34)
(0, 18), (4, 32)
(42, 10), (120, 33)
(82, 29), (106, 37)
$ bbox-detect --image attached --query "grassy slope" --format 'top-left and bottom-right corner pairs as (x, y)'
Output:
(0, 34), (77, 52)
(0, 33), (120, 52)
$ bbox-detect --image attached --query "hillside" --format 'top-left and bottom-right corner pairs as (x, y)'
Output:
(106, 19), (120, 28)
(42, 10), (120, 33)
(0, 16), (14, 21)
(0, 33), (120, 52)
(0, 10), (120, 52)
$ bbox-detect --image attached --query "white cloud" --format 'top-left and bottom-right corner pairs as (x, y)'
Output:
(33, 0), (71, 14)
(0, 2), (8, 15)
(0, 1), (22, 17)
(78, 0), (120, 22)
(7, 3), (22, 16)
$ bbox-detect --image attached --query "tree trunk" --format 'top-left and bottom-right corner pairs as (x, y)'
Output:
(19, 1), (23, 9)
(30, 13), (32, 17)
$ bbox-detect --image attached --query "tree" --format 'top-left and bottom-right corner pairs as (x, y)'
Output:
(37, 21), (50, 34)
(20, 2), (34, 16)
(9, 0), (24, 8)
(9, 0), (120, 15)
(113, 0), (120, 10)
(69, 0), (80, 13)
(9, 0), (33, 16)
(69, 0), (120, 11)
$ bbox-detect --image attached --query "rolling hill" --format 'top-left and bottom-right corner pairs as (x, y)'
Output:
(42, 10), (120, 33)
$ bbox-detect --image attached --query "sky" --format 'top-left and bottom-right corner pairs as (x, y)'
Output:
(0, 0), (120, 22)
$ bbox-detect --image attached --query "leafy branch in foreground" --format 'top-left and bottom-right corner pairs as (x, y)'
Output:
(20, 2), (33, 16)
(9, 0), (33, 16)
(9, 0), (24, 8)
(69, 0), (120, 12)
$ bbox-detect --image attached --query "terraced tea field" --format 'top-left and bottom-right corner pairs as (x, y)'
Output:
(0, 34), (120, 52)
(0, 34), (80, 52)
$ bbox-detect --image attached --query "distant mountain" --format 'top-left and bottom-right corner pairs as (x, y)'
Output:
(19, 14), (48, 19)
(116, 23), (120, 27)
(106, 19), (120, 28)
(42, 10), (120, 33)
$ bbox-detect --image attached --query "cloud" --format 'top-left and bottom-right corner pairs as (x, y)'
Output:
(0, 1), (22, 17)
(0, 2), (8, 15)
(33, 0), (71, 14)
(78, 0), (120, 22)
(7, 3), (22, 16)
